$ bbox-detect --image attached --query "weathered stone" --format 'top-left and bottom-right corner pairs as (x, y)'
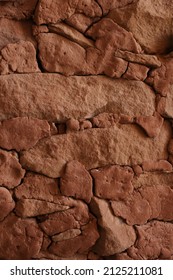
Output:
(132, 165), (143, 176)
(79, 119), (92, 130)
(142, 160), (172, 172)
(38, 33), (86, 75)
(0, 18), (36, 51)
(86, 18), (142, 53)
(0, 74), (156, 122)
(0, 214), (43, 260)
(65, 13), (94, 33)
(34, 0), (102, 25)
(90, 197), (136, 256)
(0, 117), (50, 151)
(15, 199), (70, 218)
(20, 122), (171, 178)
(39, 199), (89, 236)
(91, 165), (134, 200)
(123, 63), (149, 81)
(52, 229), (81, 242)
(119, 114), (134, 124)
(0, 149), (25, 188)
(0, 187), (15, 221)
(128, 221), (173, 259)
(48, 22), (94, 48)
(66, 119), (80, 132)
(114, 49), (161, 68)
(135, 113), (164, 138)
(108, 0), (173, 54)
(91, 113), (119, 128)
(60, 160), (93, 203)
(0, 0), (38, 20)
(49, 218), (99, 257)
(133, 172), (173, 189)
(111, 192), (151, 225)
(97, 0), (135, 14)
(0, 41), (40, 74)
(15, 172), (60, 201)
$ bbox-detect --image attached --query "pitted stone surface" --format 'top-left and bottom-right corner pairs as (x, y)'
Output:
(20, 122), (171, 178)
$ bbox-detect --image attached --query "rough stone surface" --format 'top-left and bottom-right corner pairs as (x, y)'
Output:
(60, 160), (93, 203)
(0, 187), (15, 221)
(0, 149), (25, 188)
(90, 197), (136, 256)
(128, 221), (173, 259)
(0, 214), (43, 260)
(133, 172), (173, 189)
(0, 117), (50, 151)
(0, 74), (156, 122)
(108, 0), (173, 54)
(142, 160), (172, 172)
(91, 165), (134, 200)
(20, 122), (171, 178)
(123, 63), (149, 81)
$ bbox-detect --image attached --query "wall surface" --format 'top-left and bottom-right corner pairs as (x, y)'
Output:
(0, 0), (173, 260)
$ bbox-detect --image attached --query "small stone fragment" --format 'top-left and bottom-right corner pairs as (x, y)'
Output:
(0, 117), (50, 151)
(92, 113), (119, 128)
(0, 187), (15, 221)
(91, 165), (134, 200)
(0, 149), (25, 189)
(66, 118), (80, 132)
(79, 120), (92, 130)
(60, 160), (93, 203)
(135, 113), (164, 138)
(0, 214), (43, 260)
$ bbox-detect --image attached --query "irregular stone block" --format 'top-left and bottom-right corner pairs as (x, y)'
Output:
(0, 117), (50, 151)
(0, 74), (156, 122)
(90, 197), (136, 256)
(60, 160), (93, 203)
(133, 172), (173, 189)
(91, 113), (119, 128)
(20, 122), (171, 178)
(142, 160), (172, 172)
(91, 165), (134, 200)
(0, 187), (15, 221)
(0, 149), (25, 188)
(123, 63), (149, 81)
(0, 214), (43, 260)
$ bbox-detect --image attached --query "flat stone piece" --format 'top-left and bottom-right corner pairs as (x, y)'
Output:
(0, 0), (38, 20)
(0, 214), (43, 260)
(90, 197), (136, 256)
(0, 187), (15, 221)
(142, 160), (172, 172)
(0, 18), (36, 51)
(128, 221), (173, 259)
(20, 122), (171, 178)
(0, 117), (50, 151)
(91, 165), (134, 200)
(0, 149), (25, 188)
(60, 160), (93, 203)
(133, 172), (173, 189)
(0, 74), (156, 122)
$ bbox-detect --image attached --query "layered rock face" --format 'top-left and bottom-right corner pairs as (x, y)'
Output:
(0, 0), (173, 260)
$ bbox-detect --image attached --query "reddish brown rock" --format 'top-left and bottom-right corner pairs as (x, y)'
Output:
(66, 118), (80, 132)
(0, 149), (25, 189)
(91, 165), (134, 200)
(133, 172), (173, 189)
(0, 0), (38, 20)
(132, 165), (143, 176)
(0, 214), (43, 260)
(0, 117), (50, 151)
(79, 119), (92, 130)
(0, 18), (36, 51)
(97, 0), (134, 14)
(114, 49), (161, 68)
(20, 122), (171, 178)
(15, 199), (70, 218)
(91, 113), (119, 128)
(119, 114), (134, 124)
(49, 218), (99, 257)
(86, 18), (142, 53)
(39, 199), (89, 236)
(0, 74), (156, 122)
(60, 160), (93, 203)
(142, 160), (172, 172)
(65, 13), (94, 33)
(0, 41), (40, 74)
(52, 229), (81, 242)
(90, 197), (136, 256)
(135, 113), (164, 138)
(123, 63), (149, 81)
(0, 187), (15, 221)
(15, 172), (60, 202)
(38, 33), (86, 75)
(34, 0), (102, 25)
(128, 221), (173, 259)
(108, 0), (173, 54)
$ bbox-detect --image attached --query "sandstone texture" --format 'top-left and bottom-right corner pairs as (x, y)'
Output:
(0, 0), (173, 260)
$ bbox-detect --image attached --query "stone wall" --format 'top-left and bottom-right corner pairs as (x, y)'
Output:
(0, 0), (173, 260)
